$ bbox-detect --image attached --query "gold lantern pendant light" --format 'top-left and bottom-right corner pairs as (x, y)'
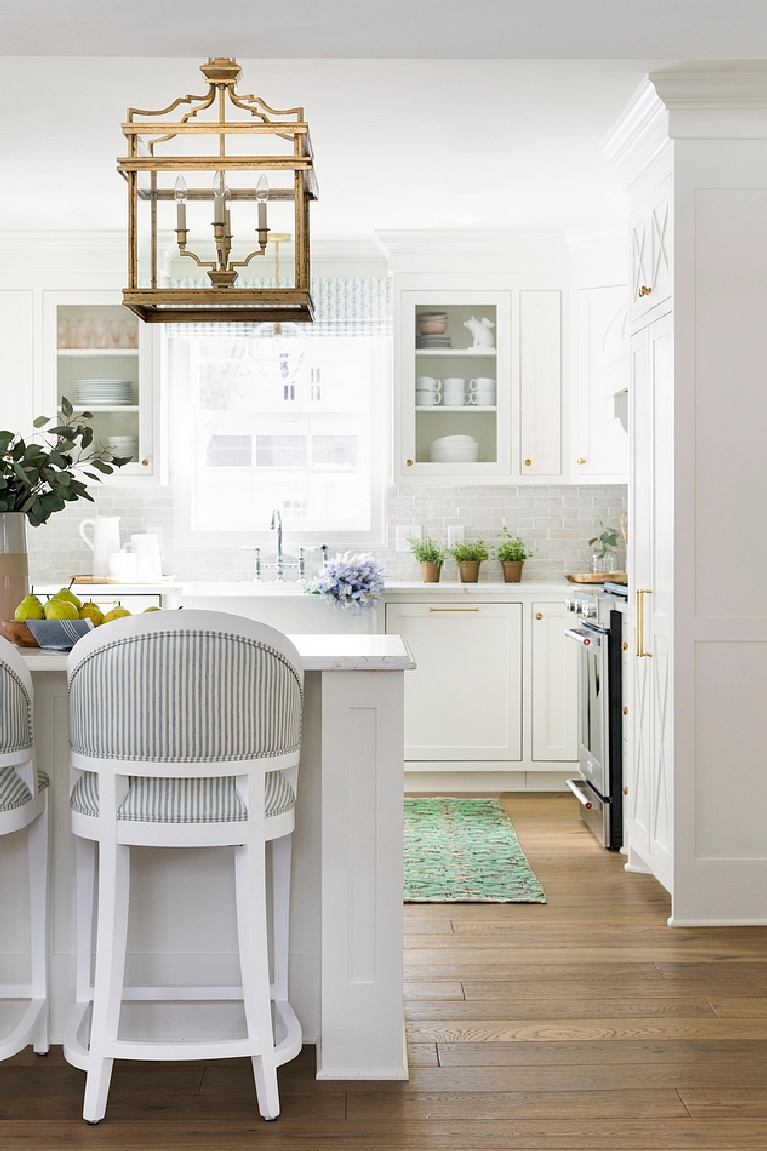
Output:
(118, 57), (317, 324)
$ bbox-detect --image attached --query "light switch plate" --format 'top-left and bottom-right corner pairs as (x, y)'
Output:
(448, 525), (465, 546)
(396, 525), (420, 552)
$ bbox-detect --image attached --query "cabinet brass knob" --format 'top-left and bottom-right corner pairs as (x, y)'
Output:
(524, 458), (532, 467)
(577, 457), (586, 465)
(623, 706), (629, 715)
(535, 612), (543, 620)
(638, 285), (652, 297)
(406, 459), (413, 467)
(623, 786), (629, 795)
(141, 458), (149, 467)
(621, 641), (629, 650)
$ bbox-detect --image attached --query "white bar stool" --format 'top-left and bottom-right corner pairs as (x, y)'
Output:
(63, 611), (304, 1123)
(0, 636), (49, 1060)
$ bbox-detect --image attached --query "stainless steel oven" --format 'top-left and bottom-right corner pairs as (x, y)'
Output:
(564, 585), (626, 849)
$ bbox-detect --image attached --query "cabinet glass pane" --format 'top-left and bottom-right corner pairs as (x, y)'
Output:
(414, 303), (498, 465)
(56, 305), (141, 463)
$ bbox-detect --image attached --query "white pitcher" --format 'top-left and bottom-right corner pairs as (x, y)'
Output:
(79, 516), (121, 579)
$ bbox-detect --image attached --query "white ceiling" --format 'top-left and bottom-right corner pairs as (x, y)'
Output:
(2, 1), (767, 58)
(1, 4), (766, 246)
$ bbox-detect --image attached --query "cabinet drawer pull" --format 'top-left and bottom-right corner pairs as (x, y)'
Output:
(524, 458), (532, 467)
(576, 457), (586, 465)
(535, 612), (543, 620)
(429, 607), (479, 612)
(638, 285), (652, 297)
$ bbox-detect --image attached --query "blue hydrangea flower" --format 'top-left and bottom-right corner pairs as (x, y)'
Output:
(306, 552), (385, 616)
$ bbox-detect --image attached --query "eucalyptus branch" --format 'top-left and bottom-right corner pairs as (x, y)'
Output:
(0, 396), (131, 527)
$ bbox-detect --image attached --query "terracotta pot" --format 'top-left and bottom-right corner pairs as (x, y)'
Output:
(458, 560), (480, 583)
(501, 560), (524, 583)
(0, 512), (28, 622)
(420, 561), (442, 583)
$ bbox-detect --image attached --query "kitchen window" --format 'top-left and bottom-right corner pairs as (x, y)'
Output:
(170, 328), (388, 549)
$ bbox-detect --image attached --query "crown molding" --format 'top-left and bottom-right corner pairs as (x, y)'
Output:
(375, 229), (567, 259)
(602, 77), (667, 171)
(650, 62), (767, 110)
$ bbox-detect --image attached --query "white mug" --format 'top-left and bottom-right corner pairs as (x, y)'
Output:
(442, 377), (466, 389)
(108, 548), (138, 583)
(416, 390), (441, 406)
(442, 392), (466, 407)
(417, 376), (442, 392)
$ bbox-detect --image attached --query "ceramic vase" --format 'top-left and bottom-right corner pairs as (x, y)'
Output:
(0, 512), (29, 620)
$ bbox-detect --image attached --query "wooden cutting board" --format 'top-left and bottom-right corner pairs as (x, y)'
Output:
(566, 572), (628, 584)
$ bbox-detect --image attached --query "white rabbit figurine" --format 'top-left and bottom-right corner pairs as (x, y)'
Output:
(465, 315), (495, 349)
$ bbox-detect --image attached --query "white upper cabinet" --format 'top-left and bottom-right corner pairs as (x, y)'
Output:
(519, 290), (562, 477)
(43, 290), (163, 481)
(395, 284), (565, 485)
(630, 170), (673, 324)
(571, 284), (629, 481)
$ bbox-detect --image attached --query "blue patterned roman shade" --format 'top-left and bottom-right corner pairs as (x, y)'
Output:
(166, 276), (391, 338)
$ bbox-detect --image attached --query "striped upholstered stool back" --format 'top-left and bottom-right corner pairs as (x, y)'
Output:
(69, 625), (303, 765)
(0, 637), (33, 764)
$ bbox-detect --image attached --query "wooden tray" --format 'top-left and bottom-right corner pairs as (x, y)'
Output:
(0, 621), (40, 647)
(566, 572), (628, 584)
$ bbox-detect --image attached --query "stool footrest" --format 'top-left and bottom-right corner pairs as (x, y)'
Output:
(0, 997), (46, 1061)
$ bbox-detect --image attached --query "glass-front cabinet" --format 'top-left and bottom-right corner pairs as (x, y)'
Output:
(43, 291), (159, 478)
(399, 291), (511, 479)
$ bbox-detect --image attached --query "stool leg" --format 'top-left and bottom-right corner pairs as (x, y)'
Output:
(235, 840), (280, 1121)
(270, 834), (292, 1004)
(27, 802), (49, 1054)
(75, 837), (97, 1004)
(83, 840), (130, 1124)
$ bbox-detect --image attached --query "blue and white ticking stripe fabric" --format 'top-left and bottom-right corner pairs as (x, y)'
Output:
(70, 769), (294, 823)
(69, 630), (303, 763)
(0, 768), (49, 812)
(0, 664), (33, 755)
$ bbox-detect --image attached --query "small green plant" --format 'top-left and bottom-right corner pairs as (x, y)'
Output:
(588, 520), (621, 558)
(496, 528), (535, 563)
(448, 539), (489, 564)
(408, 535), (445, 565)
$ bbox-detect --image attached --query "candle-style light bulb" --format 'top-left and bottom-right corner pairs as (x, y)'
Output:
(174, 176), (187, 232)
(256, 174), (269, 236)
(213, 171), (227, 224)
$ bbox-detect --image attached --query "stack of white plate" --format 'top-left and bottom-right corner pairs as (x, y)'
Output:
(106, 436), (139, 461)
(430, 434), (479, 463)
(76, 379), (133, 406)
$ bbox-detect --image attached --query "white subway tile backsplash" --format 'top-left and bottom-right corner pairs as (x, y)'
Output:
(27, 479), (627, 586)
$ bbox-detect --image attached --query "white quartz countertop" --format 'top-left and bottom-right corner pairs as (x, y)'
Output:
(179, 579), (572, 597)
(20, 633), (415, 674)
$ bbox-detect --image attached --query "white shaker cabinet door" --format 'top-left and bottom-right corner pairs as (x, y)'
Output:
(628, 314), (674, 890)
(385, 602), (522, 763)
(572, 285), (629, 481)
(531, 602), (578, 762)
(519, 290), (563, 477)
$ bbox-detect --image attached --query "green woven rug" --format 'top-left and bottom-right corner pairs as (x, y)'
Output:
(403, 797), (546, 903)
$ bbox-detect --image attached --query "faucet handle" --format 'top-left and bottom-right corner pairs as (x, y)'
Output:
(242, 545), (262, 581)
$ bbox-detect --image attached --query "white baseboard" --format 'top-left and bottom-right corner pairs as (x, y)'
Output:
(404, 770), (573, 794)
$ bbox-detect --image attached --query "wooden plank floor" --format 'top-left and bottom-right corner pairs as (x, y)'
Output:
(3, 793), (767, 1148)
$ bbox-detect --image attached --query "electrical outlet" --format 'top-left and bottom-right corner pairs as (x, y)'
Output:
(448, 525), (465, 547)
(396, 525), (420, 552)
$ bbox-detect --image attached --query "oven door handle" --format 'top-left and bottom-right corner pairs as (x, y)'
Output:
(564, 627), (602, 647)
(566, 778), (594, 810)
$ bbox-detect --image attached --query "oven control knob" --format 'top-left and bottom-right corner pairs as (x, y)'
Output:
(565, 598), (578, 612)
(581, 602), (597, 618)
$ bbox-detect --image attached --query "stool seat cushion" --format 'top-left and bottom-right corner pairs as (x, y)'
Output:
(70, 770), (295, 823)
(0, 767), (50, 812)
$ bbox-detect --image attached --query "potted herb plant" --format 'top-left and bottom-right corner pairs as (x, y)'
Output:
(496, 529), (535, 583)
(408, 534), (445, 583)
(448, 539), (489, 583)
(0, 398), (130, 619)
(588, 520), (621, 574)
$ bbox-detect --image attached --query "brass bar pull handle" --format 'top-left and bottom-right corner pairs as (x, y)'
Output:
(429, 607), (480, 612)
(636, 588), (653, 657)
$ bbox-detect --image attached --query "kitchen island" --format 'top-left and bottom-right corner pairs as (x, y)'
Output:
(5, 634), (414, 1081)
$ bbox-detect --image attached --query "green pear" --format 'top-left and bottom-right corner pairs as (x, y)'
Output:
(51, 587), (82, 610)
(44, 598), (79, 621)
(14, 594), (46, 622)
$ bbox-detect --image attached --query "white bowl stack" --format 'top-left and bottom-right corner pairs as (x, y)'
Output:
(75, 379), (133, 406)
(106, 436), (139, 462)
(429, 434), (480, 463)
